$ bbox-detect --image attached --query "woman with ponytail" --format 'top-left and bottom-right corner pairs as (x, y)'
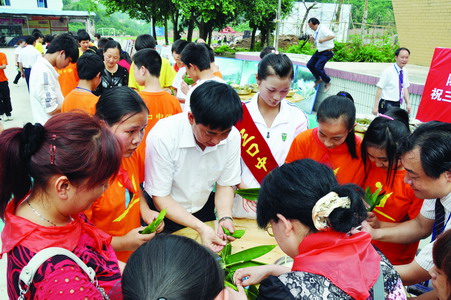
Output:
(362, 108), (424, 265)
(0, 113), (123, 299)
(232, 159), (406, 300)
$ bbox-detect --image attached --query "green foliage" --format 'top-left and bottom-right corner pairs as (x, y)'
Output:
(214, 45), (247, 55)
(63, 0), (151, 36)
(284, 35), (398, 63)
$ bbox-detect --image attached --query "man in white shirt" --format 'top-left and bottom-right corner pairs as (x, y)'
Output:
(373, 47), (412, 115)
(29, 33), (78, 124)
(364, 122), (451, 296)
(180, 42), (224, 111)
(18, 36), (41, 90)
(144, 81), (243, 253)
(306, 18), (335, 92)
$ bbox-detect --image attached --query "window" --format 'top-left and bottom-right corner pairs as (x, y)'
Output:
(37, 0), (47, 8)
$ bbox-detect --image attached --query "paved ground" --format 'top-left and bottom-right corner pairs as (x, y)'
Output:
(0, 47), (432, 298)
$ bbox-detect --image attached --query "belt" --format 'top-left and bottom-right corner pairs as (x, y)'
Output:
(380, 99), (399, 103)
(320, 49), (333, 52)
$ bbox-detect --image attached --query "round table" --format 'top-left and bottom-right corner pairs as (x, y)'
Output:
(173, 218), (288, 265)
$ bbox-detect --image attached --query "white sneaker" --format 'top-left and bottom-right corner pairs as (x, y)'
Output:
(6, 115), (13, 121)
(13, 84), (19, 87)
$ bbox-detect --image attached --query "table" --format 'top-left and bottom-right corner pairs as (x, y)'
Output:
(173, 218), (288, 265)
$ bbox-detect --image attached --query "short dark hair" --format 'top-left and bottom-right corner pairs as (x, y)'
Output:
(257, 159), (367, 233)
(317, 95), (358, 159)
(433, 229), (451, 288)
(122, 234), (224, 300)
(202, 44), (216, 63)
(398, 121), (451, 178)
(362, 108), (410, 186)
(190, 81), (243, 130)
(43, 34), (54, 44)
(33, 31), (44, 39)
(25, 35), (36, 45)
(97, 38), (109, 49)
(77, 30), (91, 42)
(46, 33), (79, 63)
(94, 33), (101, 39)
(133, 48), (161, 77)
(77, 52), (104, 80)
(135, 34), (156, 51)
(96, 86), (148, 127)
(181, 43), (210, 71)
(103, 40), (122, 55)
(175, 40), (190, 55)
(395, 47), (410, 56)
(257, 53), (294, 80)
(308, 17), (320, 25)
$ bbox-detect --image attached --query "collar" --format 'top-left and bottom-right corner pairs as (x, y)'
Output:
(292, 231), (380, 300)
(1, 196), (112, 258)
(440, 192), (451, 211)
(248, 93), (291, 126)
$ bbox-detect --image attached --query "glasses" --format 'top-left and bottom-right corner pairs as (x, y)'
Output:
(265, 224), (274, 237)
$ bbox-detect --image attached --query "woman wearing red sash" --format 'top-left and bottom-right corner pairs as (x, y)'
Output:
(286, 95), (365, 186)
(232, 159), (406, 299)
(362, 108), (423, 265)
(233, 52), (308, 218)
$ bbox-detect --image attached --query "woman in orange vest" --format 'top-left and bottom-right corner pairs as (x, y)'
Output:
(362, 108), (423, 265)
(286, 94), (364, 186)
(85, 86), (164, 262)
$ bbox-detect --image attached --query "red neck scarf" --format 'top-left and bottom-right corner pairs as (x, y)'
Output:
(312, 127), (351, 168)
(291, 231), (381, 300)
(1, 198), (112, 258)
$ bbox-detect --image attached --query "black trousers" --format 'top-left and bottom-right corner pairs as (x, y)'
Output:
(13, 70), (21, 84)
(143, 188), (216, 233)
(378, 99), (400, 114)
(0, 81), (11, 116)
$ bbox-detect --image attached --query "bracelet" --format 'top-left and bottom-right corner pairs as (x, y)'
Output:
(218, 216), (233, 223)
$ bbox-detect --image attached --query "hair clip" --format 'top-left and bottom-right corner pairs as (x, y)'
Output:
(378, 113), (394, 121)
(49, 134), (57, 165)
(271, 49), (280, 55)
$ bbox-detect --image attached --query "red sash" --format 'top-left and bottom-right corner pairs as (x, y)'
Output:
(235, 104), (279, 184)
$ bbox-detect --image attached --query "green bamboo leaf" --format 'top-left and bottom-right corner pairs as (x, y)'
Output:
(225, 245), (276, 266)
(224, 280), (238, 291)
(221, 243), (232, 260)
(140, 209), (166, 234)
(235, 188), (260, 201)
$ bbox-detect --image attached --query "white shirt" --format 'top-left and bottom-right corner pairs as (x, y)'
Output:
(17, 45), (41, 68)
(183, 76), (225, 112)
(377, 63), (410, 102)
(313, 25), (335, 52)
(172, 67), (187, 101)
(415, 192), (451, 271)
(233, 94), (309, 218)
(144, 112), (241, 213)
(29, 57), (64, 124)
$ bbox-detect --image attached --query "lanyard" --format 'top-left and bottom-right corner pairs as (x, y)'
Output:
(75, 86), (94, 94)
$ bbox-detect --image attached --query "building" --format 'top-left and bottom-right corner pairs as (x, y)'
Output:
(393, 0), (451, 66)
(0, 0), (94, 45)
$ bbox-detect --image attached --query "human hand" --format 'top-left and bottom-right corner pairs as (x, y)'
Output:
(366, 211), (380, 229)
(180, 81), (190, 95)
(141, 209), (165, 233)
(233, 265), (274, 287)
(122, 227), (156, 251)
(199, 224), (226, 253)
(218, 217), (236, 242)
(242, 198), (257, 213)
(372, 106), (378, 116)
(223, 286), (247, 300)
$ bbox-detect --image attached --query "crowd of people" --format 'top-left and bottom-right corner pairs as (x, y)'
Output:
(0, 24), (449, 300)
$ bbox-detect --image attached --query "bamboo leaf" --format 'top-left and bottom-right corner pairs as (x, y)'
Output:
(225, 245), (276, 266)
(140, 208), (166, 234)
(235, 188), (260, 201)
(228, 260), (265, 273)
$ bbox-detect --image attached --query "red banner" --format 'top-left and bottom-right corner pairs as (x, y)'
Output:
(235, 104), (279, 184)
(416, 48), (451, 122)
